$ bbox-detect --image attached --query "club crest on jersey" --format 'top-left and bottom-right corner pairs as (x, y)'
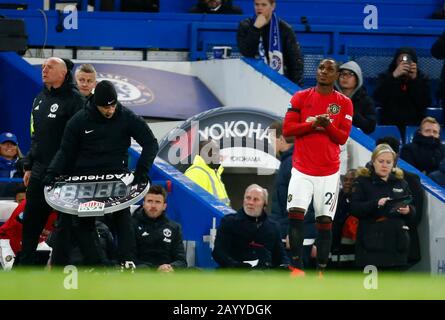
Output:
(50, 103), (59, 113)
(327, 104), (340, 115)
(163, 228), (172, 237)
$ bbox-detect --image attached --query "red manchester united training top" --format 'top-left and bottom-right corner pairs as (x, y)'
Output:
(283, 88), (353, 176)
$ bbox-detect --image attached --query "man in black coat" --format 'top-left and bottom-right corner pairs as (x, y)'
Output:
(401, 116), (445, 175)
(212, 184), (289, 269)
(237, 0), (303, 86)
(46, 80), (158, 267)
(20, 57), (85, 266)
(373, 47), (431, 137)
(132, 185), (187, 271)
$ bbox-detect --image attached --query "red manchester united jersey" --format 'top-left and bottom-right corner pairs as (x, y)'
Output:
(283, 88), (353, 176)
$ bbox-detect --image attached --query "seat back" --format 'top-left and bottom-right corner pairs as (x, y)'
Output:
(368, 125), (402, 145)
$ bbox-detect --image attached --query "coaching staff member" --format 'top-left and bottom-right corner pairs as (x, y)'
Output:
(20, 57), (85, 266)
(46, 80), (159, 268)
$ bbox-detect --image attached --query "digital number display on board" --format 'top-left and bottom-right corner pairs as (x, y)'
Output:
(44, 173), (149, 216)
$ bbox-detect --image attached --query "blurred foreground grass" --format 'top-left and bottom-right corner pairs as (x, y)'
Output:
(1, 268), (444, 300)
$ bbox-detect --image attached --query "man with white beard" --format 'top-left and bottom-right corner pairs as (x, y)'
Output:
(212, 184), (289, 269)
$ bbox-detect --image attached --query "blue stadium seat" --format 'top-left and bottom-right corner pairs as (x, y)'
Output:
(368, 125), (402, 145)
(375, 106), (382, 124)
(426, 108), (444, 125)
(405, 126), (418, 144)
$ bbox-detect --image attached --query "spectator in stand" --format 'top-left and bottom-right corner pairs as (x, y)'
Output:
(335, 61), (376, 134)
(237, 0), (304, 86)
(75, 64), (97, 98)
(351, 144), (415, 269)
(212, 184), (289, 269)
(335, 61), (376, 175)
(373, 47), (431, 137)
(431, 28), (445, 121)
(132, 185), (187, 272)
(401, 116), (445, 174)
(376, 136), (424, 266)
(189, 0), (242, 14)
(429, 159), (445, 188)
(0, 132), (24, 198)
(0, 132), (23, 178)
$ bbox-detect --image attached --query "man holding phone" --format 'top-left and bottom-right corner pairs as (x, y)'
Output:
(373, 47), (431, 137)
(394, 53), (415, 79)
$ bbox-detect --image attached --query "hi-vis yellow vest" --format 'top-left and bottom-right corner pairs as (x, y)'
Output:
(184, 155), (230, 206)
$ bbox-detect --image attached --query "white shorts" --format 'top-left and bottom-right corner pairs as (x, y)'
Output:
(287, 168), (340, 219)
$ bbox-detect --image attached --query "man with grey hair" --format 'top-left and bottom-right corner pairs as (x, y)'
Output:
(20, 57), (85, 266)
(212, 184), (288, 269)
(75, 63), (97, 97)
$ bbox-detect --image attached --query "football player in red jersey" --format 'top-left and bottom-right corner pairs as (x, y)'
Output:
(283, 59), (353, 274)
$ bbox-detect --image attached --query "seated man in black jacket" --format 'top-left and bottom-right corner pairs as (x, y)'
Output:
(401, 116), (445, 175)
(212, 184), (289, 269)
(132, 185), (187, 272)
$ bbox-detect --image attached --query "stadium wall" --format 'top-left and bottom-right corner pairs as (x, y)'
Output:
(0, 52), (40, 153)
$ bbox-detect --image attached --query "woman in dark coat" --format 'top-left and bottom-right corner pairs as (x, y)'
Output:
(351, 144), (416, 268)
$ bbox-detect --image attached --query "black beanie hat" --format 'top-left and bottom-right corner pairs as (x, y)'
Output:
(94, 80), (117, 107)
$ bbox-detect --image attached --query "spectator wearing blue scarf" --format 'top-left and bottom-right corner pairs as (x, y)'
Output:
(237, 0), (303, 86)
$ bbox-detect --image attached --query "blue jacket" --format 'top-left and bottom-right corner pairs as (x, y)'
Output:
(0, 157), (17, 178)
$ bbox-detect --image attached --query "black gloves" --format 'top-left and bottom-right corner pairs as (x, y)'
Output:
(132, 168), (149, 185)
(42, 173), (57, 187)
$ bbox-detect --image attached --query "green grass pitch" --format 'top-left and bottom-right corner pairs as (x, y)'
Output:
(0, 268), (444, 300)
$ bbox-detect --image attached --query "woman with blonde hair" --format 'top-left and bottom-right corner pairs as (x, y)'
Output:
(350, 144), (415, 268)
